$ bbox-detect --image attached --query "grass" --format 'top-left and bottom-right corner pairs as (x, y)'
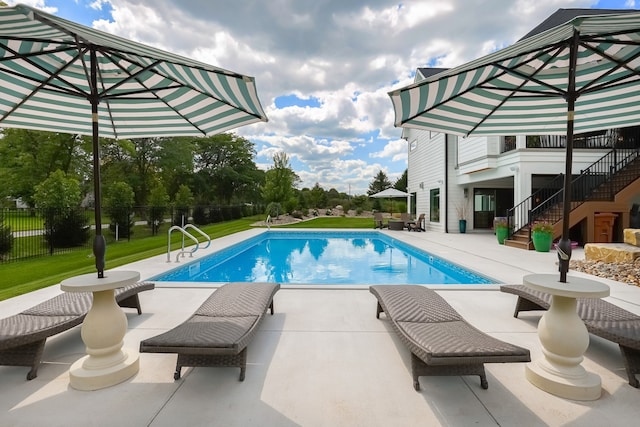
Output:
(0, 215), (374, 301)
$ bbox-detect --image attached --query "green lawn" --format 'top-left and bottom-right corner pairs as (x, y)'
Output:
(0, 215), (374, 301)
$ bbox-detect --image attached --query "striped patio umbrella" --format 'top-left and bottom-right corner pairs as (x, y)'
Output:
(0, 4), (268, 277)
(389, 11), (640, 282)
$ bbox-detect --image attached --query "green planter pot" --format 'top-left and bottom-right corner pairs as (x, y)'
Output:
(496, 227), (509, 244)
(532, 231), (553, 252)
(459, 219), (467, 233)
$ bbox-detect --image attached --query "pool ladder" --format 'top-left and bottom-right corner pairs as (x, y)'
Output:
(167, 224), (211, 262)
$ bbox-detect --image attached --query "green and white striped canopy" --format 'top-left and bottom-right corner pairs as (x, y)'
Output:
(0, 4), (268, 139)
(390, 11), (640, 137)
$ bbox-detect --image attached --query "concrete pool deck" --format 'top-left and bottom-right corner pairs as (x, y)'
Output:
(1, 228), (640, 426)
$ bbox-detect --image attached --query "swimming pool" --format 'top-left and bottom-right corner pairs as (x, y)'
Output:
(152, 231), (495, 285)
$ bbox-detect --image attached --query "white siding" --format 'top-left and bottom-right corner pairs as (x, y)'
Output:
(407, 128), (445, 230)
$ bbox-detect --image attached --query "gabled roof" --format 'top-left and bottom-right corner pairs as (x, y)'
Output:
(413, 8), (639, 83)
(416, 67), (449, 79)
(519, 8), (638, 40)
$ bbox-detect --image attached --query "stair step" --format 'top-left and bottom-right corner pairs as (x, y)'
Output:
(504, 239), (533, 250)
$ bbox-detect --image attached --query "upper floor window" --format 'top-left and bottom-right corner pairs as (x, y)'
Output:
(502, 136), (516, 153)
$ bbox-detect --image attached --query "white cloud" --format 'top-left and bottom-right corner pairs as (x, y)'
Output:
(23, 0), (608, 195)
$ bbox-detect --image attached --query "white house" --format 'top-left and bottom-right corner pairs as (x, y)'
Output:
(404, 9), (640, 247)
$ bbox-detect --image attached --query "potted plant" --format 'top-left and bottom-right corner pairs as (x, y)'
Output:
(455, 201), (468, 233)
(494, 217), (509, 244)
(531, 221), (554, 252)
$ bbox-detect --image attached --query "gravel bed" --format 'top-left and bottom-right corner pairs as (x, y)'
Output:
(570, 259), (640, 287)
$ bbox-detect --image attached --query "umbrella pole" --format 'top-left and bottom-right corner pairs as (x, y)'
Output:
(90, 48), (105, 278)
(557, 30), (580, 283)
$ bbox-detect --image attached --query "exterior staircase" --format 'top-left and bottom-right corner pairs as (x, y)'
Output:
(504, 149), (640, 250)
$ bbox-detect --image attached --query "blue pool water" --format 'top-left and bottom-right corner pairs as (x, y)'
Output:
(152, 231), (495, 285)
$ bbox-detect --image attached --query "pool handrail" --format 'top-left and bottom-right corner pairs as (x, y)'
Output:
(183, 224), (211, 250)
(167, 225), (199, 262)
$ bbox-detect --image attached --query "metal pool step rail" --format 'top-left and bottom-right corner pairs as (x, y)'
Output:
(167, 224), (211, 262)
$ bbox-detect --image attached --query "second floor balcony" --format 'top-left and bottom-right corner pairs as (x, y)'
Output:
(501, 126), (640, 154)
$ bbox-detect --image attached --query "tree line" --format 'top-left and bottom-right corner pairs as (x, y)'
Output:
(0, 129), (407, 215)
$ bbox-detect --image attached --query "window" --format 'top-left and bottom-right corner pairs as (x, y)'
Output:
(430, 188), (440, 222)
(410, 140), (417, 151)
(503, 135), (516, 152)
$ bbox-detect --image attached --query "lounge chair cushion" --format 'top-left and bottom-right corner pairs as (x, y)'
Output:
(140, 315), (258, 352)
(194, 282), (277, 317)
(140, 282), (280, 381)
(371, 285), (462, 322)
(371, 285), (530, 390)
(22, 292), (92, 316)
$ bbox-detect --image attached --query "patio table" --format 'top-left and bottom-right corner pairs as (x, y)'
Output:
(60, 270), (140, 390)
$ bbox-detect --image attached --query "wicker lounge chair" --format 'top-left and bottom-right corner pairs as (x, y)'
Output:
(140, 282), (280, 381)
(500, 284), (640, 387)
(0, 281), (154, 380)
(370, 285), (530, 390)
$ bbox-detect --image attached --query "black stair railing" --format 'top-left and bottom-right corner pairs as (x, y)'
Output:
(507, 148), (640, 241)
(506, 173), (564, 240)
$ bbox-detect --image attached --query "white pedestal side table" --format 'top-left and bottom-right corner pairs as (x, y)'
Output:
(60, 270), (140, 391)
(523, 273), (609, 400)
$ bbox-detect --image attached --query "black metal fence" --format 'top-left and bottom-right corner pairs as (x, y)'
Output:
(0, 204), (263, 263)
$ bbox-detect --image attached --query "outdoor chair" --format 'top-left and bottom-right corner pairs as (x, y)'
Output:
(408, 213), (425, 232)
(0, 281), (155, 380)
(140, 282), (279, 381)
(373, 212), (388, 229)
(370, 285), (530, 390)
(400, 212), (412, 229)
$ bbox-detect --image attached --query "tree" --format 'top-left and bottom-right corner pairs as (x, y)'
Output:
(0, 129), (87, 206)
(367, 170), (392, 195)
(193, 133), (260, 204)
(104, 181), (135, 238)
(147, 183), (170, 235)
(33, 170), (89, 248)
(308, 183), (327, 209)
(262, 152), (299, 208)
(99, 137), (165, 207)
(394, 169), (408, 192)
(173, 184), (194, 225)
(156, 137), (195, 199)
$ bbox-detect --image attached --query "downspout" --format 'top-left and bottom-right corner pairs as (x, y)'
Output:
(444, 134), (449, 233)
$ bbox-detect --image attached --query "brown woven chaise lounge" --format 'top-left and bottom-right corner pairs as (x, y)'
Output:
(370, 285), (530, 390)
(500, 284), (640, 388)
(140, 282), (279, 381)
(0, 281), (155, 380)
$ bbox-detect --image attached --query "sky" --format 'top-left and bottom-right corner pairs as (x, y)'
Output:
(4, 0), (637, 196)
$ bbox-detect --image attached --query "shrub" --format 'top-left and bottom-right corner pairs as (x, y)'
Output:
(192, 206), (208, 225)
(34, 171), (89, 248)
(0, 218), (13, 258)
(173, 184), (194, 226)
(266, 202), (282, 218)
(209, 207), (223, 223)
(494, 218), (508, 229)
(43, 208), (90, 248)
(105, 181), (135, 238)
(147, 184), (169, 235)
(532, 221), (554, 234)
